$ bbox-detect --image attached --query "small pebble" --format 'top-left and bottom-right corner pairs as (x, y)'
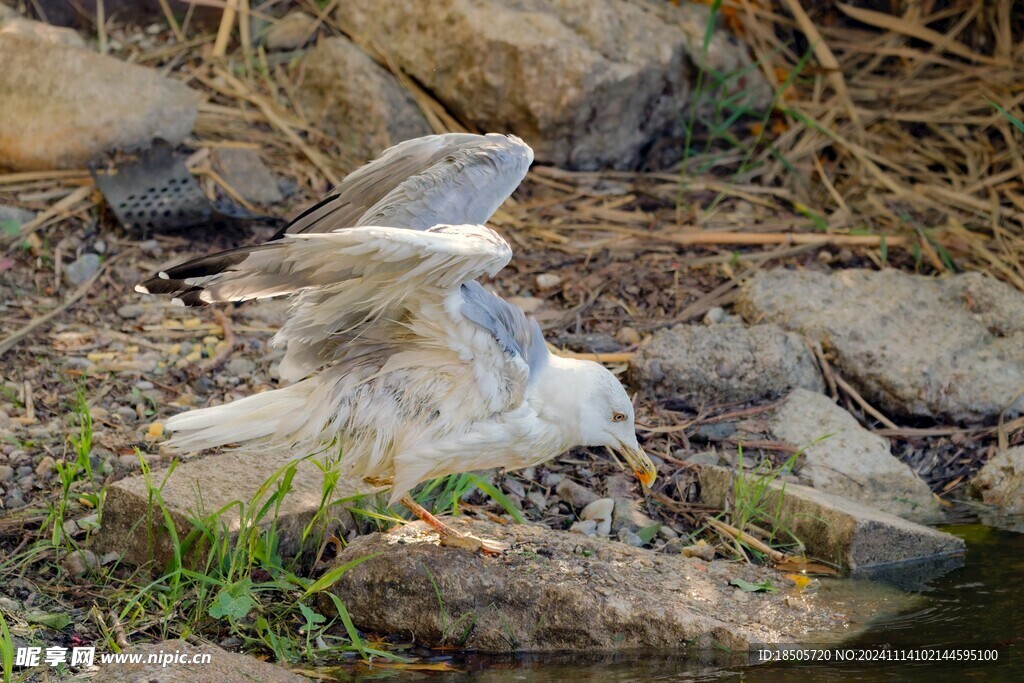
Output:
(526, 490), (548, 511)
(139, 240), (162, 256)
(65, 253), (101, 285)
(0, 465), (14, 482)
(569, 519), (598, 536)
(616, 326), (641, 346)
(534, 273), (562, 290)
(617, 528), (645, 547)
(580, 498), (614, 536)
(35, 455), (56, 479)
(503, 476), (526, 499)
(192, 376), (216, 394)
(683, 450), (722, 466)
(506, 296), (545, 314)
(227, 357), (256, 375)
(61, 549), (99, 577)
(556, 479), (600, 508)
(703, 306), (727, 325)
(541, 472), (563, 488)
(264, 11), (317, 51)
(118, 454), (140, 470)
(134, 381), (155, 391)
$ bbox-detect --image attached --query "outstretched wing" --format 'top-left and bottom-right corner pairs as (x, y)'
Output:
(279, 133), (533, 235)
(139, 133), (533, 305)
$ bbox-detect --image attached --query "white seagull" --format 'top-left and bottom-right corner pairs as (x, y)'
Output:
(137, 133), (656, 553)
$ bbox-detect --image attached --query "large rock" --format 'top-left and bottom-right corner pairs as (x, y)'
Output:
(737, 270), (1024, 423)
(771, 389), (940, 522)
(698, 466), (964, 570)
(630, 324), (824, 405)
(82, 639), (306, 683)
(96, 452), (369, 568)
(970, 446), (1024, 515)
(337, 0), (771, 170)
(0, 12), (86, 47)
(329, 519), (877, 652)
(296, 36), (433, 162)
(0, 33), (200, 170)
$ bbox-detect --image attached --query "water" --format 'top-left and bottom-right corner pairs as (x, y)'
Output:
(330, 525), (1023, 681)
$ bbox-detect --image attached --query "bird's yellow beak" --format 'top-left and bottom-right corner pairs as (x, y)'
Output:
(617, 441), (657, 488)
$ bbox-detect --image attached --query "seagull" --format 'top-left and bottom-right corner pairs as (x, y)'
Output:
(136, 133), (656, 553)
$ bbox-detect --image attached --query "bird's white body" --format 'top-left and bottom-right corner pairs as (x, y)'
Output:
(141, 134), (655, 501)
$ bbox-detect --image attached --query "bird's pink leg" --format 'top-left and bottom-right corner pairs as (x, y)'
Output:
(398, 494), (508, 555)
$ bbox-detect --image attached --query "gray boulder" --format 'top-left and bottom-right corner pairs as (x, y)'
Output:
(771, 389), (940, 522)
(698, 465), (963, 570)
(737, 269), (1024, 423)
(630, 323), (824, 405)
(337, 0), (771, 170)
(329, 519), (880, 652)
(296, 36), (433, 163)
(0, 33), (200, 170)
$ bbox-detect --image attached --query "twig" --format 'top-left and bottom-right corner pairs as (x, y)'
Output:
(808, 339), (839, 400)
(833, 373), (899, 430)
(705, 516), (786, 564)
(212, 0), (240, 58)
(22, 381), (34, 422)
(0, 251), (129, 357)
(96, 0), (107, 54)
(107, 611), (130, 650)
(3, 184), (94, 250)
(781, 0), (862, 129)
(156, 0), (185, 43)
(659, 231), (905, 247)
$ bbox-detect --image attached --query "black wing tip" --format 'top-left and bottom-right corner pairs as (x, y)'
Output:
(136, 277), (209, 306)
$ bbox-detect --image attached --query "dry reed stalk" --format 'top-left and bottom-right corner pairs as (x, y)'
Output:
(212, 0), (240, 58)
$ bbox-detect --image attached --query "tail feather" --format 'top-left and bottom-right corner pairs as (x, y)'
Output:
(165, 374), (338, 453)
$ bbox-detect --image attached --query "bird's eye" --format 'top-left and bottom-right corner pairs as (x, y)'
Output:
(612, 412), (626, 422)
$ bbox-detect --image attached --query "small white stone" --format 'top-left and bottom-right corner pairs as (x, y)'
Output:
(535, 273), (562, 290)
(580, 497), (614, 536)
(569, 519), (598, 536)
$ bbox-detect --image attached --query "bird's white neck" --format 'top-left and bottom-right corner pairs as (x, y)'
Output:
(526, 354), (595, 449)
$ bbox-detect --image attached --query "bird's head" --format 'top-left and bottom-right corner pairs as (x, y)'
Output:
(570, 360), (657, 488)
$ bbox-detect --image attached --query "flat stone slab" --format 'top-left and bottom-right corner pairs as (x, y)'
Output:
(96, 451), (369, 568)
(629, 323), (824, 406)
(327, 519), (914, 653)
(771, 389), (940, 522)
(736, 269), (1024, 423)
(698, 466), (964, 570)
(78, 639), (306, 683)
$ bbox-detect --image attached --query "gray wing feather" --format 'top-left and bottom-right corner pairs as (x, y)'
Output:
(284, 133), (533, 235)
(460, 281), (548, 379)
